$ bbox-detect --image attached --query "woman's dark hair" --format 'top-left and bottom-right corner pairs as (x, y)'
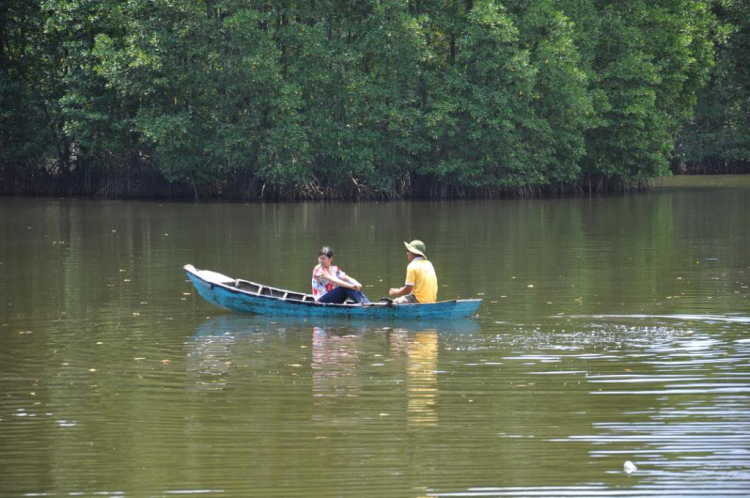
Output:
(319, 246), (334, 258)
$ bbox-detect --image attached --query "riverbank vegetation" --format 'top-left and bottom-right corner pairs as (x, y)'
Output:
(1, 0), (748, 199)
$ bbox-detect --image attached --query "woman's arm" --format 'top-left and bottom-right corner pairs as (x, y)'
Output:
(317, 269), (357, 290)
(342, 275), (363, 291)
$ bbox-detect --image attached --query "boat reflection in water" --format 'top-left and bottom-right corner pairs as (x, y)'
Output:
(189, 314), (477, 429)
(310, 324), (456, 429)
(191, 314), (480, 338)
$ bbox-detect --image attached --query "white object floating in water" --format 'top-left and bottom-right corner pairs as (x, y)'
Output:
(623, 460), (638, 475)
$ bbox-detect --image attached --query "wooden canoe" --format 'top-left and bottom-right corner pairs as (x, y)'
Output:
(184, 264), (482, 319)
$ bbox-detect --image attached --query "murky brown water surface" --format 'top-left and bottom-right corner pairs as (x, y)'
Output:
(1, 186), (749, 496)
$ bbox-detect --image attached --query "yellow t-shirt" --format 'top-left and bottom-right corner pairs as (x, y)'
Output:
(405, 258), (438, 303)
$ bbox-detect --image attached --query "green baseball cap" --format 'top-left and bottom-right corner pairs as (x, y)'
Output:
(404, 240), (427, 258)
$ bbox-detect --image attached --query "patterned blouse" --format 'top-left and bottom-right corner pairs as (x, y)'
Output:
(311, 264), (347, 300)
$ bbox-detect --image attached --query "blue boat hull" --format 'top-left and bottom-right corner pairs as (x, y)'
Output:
(185, 265), (482, 319)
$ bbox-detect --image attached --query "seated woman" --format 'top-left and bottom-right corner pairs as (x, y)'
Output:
(312, 246), (370, 304)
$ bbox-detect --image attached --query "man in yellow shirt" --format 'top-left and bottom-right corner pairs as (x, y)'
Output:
(388, 240), (438, 304)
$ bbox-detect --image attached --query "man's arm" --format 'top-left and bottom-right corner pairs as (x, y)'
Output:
(388, 284), (414, 297)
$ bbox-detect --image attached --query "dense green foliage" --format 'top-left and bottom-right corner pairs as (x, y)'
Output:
(0, 0), (743, 199)
(676, 0), (750, 173)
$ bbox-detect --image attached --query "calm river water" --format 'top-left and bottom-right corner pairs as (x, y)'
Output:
(1, 185), (749, 497)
